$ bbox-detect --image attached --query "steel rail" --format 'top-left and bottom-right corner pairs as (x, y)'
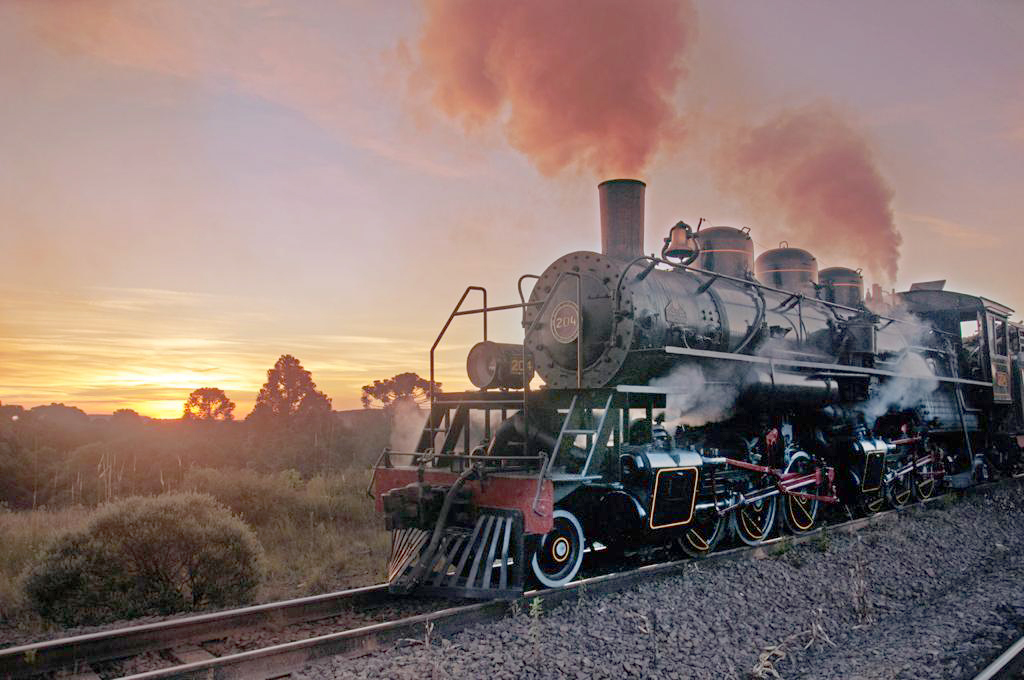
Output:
(972, 634), (1024, 680)
(0, 584), (389, 678)
(5, 475), (1020, 679)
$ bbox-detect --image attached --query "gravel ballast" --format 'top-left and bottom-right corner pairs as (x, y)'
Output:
(298, 483), (1024, 680)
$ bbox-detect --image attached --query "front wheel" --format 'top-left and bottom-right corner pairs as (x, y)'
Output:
(529, 509), (585, 588)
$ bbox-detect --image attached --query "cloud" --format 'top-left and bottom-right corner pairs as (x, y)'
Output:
(10, 0), (467, 177)
(19, 1), (344, 109)
(898, 211), (1000, 248)
(0, 285), (442, 416)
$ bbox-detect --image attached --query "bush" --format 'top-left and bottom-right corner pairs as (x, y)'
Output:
(24, 493), (265, 626)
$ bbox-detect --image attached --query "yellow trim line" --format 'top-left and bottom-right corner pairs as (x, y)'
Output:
(649, 467), (700, 529)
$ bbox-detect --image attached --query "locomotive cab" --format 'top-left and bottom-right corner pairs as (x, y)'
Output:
(898, 285), (1015, 404)
(897, 285), (1024, 472)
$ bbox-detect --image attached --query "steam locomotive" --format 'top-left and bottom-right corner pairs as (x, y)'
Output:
(370, 179), (1024, 598)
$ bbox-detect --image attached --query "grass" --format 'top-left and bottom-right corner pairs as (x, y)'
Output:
(0, 506), (89, 625)
(814, 528), (830, 553)
(0, 468), (389, 631)
(750, 607), (835, 679)
(182, 468), (389, 599)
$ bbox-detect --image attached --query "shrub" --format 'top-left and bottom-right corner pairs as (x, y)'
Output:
(24, 493), (265, 626)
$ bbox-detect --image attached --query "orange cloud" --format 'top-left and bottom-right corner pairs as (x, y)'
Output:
(0, 285), (449, 417)
(12, 0), (471, 177)
(898, 212), (1000, 249)
(20, 1), (345, 113)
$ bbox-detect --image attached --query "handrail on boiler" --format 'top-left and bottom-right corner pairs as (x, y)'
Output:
(427, 286), (545, 412)
(429, 286), (486, 410)
(520, 271), (583, 487)
(415, 275), (581, 513)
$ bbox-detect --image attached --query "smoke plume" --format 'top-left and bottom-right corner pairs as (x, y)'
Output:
(415, 3), (902, 279)
(714, 103), (901, 283)
(415, 0), (697, 177)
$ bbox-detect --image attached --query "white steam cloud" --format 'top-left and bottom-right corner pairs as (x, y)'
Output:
(388, 399), (428, 453)
(861, 352), (939, 426)
(649, 364), (741, 428)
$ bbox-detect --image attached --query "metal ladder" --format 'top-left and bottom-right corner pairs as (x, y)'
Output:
(545, 392), (616, 478)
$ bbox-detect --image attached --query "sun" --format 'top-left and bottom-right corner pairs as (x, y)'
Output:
(130, 400), (187, 420)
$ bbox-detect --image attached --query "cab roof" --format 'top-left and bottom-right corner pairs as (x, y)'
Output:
(897, 288), (1014, 317)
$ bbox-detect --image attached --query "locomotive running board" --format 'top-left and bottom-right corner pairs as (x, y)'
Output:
(387, 508), (525, 600)
(662, 346), (994, 387)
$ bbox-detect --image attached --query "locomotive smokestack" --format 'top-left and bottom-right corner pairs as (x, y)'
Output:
(599, 179), (645, 260)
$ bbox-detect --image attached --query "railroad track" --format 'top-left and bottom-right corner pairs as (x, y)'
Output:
(0, 584), (394, 679)
(973, 634), (1024, 680)
(3, 476), (1020, 680)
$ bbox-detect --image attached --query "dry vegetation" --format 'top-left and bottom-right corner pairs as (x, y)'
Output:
(0, 469), (387, 632)
(0, 395), (393, 633)
(182, 468), (389, 600)
(0, 506), (89, 624)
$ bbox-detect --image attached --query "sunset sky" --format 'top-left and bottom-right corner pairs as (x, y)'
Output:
(2, 1), (1022, 418)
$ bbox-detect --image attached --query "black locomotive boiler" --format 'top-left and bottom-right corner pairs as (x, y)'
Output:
(370, 179), (1024, 598)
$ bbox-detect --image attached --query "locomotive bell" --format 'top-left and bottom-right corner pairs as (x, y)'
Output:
(663, 221), (699, 263)
(467, 341), (535, 390)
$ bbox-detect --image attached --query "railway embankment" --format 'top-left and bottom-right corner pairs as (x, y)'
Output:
(299, 482), (1024, 680)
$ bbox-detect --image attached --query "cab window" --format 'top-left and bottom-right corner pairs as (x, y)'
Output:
(959, 317), (984, 379)
(994, 318), (1007, 356)
(1011, 328), (1021, 354)
(960, 319), (980, 346)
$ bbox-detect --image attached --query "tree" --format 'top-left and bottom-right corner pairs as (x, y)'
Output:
(183, 388), (236, 421)
(247, 355), (331, 424)
(246, 356), (334, 474)
(111, 408), (145, 423)
(361, 372), (441, 409)
(30, 403), (89, 427)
